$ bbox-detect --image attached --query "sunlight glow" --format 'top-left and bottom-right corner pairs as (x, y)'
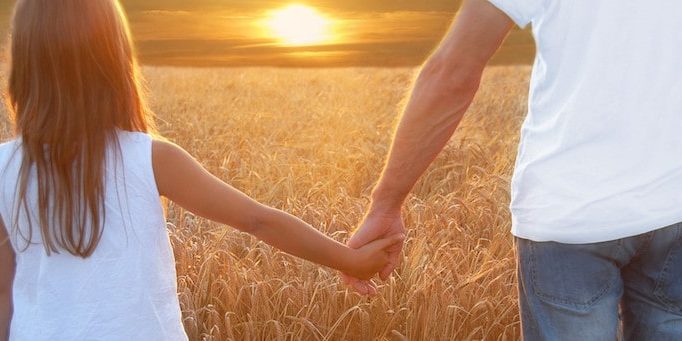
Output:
(266, 4), (332, 46)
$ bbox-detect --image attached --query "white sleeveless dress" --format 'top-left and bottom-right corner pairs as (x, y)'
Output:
(0, 131), (188, 340)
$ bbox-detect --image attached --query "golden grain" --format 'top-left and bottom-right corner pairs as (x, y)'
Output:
(1, 65), (532, 340)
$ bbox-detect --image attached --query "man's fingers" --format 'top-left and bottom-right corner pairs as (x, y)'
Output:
(342, 274), (377, 295)
(383, 233), (405, 249)
(380, 244), (403, 281)
(360, 233), (405, 254)
(347, 215), (390, 249)
(379, 263), (396, 281)
(341, 273), (364, 291)
(347, 224), (380, 249)
(353, 280), (376, 296)
(340, 272), (353, 286)
(350, 279), (373, 295)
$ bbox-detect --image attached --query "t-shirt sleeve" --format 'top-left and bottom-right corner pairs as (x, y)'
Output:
(487, 0), (543, 28)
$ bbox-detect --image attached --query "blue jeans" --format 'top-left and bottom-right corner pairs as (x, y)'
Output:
(516, 222), (682, 340)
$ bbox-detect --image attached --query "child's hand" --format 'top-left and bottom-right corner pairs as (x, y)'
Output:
(344, 234), (405, 281)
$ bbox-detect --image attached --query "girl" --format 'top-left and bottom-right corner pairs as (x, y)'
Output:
(0, 0), (403, 340)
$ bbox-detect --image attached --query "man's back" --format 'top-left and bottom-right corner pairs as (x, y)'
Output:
(491, 0), (682, 242)
(344, 1), (682, 339)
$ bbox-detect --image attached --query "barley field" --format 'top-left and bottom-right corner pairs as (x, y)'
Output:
(1, 65), (532, 340)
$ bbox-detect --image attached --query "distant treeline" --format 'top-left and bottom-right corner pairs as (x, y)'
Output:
(134, 29), (534, 68)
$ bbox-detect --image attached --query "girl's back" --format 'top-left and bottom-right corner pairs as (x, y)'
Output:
(0, 1), (400, 339)
(0, 131), (187, 340)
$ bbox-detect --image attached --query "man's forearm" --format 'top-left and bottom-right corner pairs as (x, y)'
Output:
(371, 58), (480, 210)
(369, 0), (513, 211)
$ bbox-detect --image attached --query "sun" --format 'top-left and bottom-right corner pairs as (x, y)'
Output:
(266, 4), (332, 46)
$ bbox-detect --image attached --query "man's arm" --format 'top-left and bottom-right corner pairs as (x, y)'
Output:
(0, 216), (15, 341)
(344, 0), (514, 294)
(372, 0), (513, 209)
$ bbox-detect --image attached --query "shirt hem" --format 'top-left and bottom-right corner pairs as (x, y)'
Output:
(511, 211), (682, 244)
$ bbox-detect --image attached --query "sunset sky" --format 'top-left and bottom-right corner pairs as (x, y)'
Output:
(0, 0), (534, 67)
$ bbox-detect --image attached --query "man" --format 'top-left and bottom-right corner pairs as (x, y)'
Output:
(343, 0), (682, 339)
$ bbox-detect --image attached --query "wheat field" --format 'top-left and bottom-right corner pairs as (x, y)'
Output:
(1, 65), (532, 340)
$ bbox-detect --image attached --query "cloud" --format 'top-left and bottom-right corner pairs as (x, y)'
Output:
(128, 9), (262, 41)
(139, 10), (193, 16)
(135, 38), (441, 67)
(1, 1), (534, 67)
(333, 11), (455, 44)
(119, 0), (462, 13)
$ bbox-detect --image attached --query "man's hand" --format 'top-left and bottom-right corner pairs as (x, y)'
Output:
(342, 205), (405, 295)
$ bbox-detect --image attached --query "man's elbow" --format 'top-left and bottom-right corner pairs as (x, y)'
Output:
(418, 54), (482, 101)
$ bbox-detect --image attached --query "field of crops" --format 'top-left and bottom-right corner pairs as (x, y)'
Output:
(1, 65), (532, 340)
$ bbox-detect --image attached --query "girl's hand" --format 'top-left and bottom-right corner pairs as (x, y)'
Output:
(343, 234), (405, 281)
(343, 208), (405, 295)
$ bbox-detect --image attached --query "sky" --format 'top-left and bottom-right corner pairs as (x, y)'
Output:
(0, 0), (534, 67)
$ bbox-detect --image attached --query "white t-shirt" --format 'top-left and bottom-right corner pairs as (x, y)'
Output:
(487, 0), (682, 243)
(0, 131), (188, 340)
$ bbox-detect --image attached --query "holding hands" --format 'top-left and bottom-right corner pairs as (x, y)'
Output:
(342, 231), (405, 281)
(343, 203), (406, 295)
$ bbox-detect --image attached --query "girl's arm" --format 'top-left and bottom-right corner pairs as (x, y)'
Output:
(0, 216), (15, 341)
(152, 140), (402, 280)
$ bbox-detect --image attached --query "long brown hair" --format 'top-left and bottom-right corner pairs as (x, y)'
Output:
(6, 0), (155, 257)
